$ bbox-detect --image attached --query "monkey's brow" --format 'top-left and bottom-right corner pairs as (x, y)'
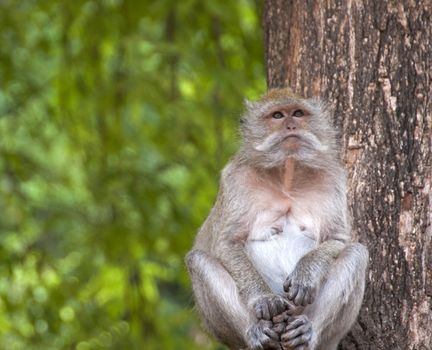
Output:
(262, 104), (309, 116)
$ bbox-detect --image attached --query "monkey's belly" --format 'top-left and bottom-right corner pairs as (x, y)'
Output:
(245, 229), (316, 294)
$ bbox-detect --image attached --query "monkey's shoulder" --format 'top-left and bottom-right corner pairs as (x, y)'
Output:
(220, 158), (249, 182)
(221, 157), (273, 187)
(218, 161), (254, 197)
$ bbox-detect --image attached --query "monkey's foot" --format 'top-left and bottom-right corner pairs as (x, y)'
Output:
(280, 315), (312, 350)
(254, 294), (290, 320)
(246, 319), (282, 350)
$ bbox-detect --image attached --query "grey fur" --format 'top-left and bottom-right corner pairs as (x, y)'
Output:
(186, 91), (368, 350)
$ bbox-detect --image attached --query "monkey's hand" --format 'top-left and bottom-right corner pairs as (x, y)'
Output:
(284, 240), (346, 306)
(246, 319), (282, 350)
(254, 294), (290, 320)
(283, 268), (317, 306)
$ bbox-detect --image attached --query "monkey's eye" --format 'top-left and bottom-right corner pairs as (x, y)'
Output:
(272, 111), (284, 119)
(292, 109), (304, 118)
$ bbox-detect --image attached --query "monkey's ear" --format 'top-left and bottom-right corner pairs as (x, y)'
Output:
(244, 99), (258, 111)
(308, 97), (330, 115)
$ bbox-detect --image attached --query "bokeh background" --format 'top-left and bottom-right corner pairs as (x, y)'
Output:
(0, 0), (265, 349)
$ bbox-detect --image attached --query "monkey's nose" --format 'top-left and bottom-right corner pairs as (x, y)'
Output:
(285, 122), (297, 130)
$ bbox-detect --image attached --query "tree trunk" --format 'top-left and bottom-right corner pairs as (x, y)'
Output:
(263, 1), (431, 349)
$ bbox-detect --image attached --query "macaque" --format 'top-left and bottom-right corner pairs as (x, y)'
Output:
(186, 89), (368, 350)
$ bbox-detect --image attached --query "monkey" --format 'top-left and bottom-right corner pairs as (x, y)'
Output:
(186, 88), (369, 350)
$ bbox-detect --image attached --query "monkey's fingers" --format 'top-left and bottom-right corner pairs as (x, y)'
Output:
(283, 278), (292, 292)
(255, 301), (271, 320)
(299, 287), (316, 306)
(286, 283), (315, 306)
(286, 284), (300, 301)
(284, 300), (305, 317)
(293, 288), (306, 306)
(306, 289), (315, 305)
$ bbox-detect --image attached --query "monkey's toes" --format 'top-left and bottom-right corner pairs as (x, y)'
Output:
(281, 315), (312, 349)
(254, 295), (289, 320)
(272, 310), (289, 324)
(272, 321), (286, 337)
(255, 302), (269, 320)
(247, 320), (281, 350)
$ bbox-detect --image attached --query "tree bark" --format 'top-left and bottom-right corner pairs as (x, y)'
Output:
(264, 1), (431, 349)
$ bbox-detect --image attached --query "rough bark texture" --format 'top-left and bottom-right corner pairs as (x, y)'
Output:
(264, 1), (431, 349)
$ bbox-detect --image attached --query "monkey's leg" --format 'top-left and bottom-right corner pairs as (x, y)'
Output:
(186, 249), (281, 350)
(186, 249), (249, 348)
(281, 243), (368, 350)
(307, 243), (368, 350)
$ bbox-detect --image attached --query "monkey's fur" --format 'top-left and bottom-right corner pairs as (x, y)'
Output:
(186, 89), (368, 350)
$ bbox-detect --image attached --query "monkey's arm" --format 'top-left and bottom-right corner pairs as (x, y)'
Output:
(283, 239), (346, 304)
(215, 231), (269, 301)
(214, 223), (290, 319)
(283, 214), (349, 307)
(283, 175), (352, 306)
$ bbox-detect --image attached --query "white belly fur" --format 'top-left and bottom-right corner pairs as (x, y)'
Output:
(246, 223), (316, 294)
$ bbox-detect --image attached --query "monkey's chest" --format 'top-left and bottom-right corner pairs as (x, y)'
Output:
(245, 220), (316, 294)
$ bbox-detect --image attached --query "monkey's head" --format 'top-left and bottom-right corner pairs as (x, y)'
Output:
(239, 88), (339, 168)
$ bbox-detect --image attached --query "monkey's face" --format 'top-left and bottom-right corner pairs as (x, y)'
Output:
(240, 98), (337, 168)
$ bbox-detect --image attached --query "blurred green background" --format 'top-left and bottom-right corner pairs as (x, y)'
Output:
(0, 0), (265, 349)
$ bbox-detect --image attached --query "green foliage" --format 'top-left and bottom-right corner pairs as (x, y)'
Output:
(0, 0), (265, 349)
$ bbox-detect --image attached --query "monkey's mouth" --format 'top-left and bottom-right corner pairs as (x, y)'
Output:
(280, 134), (302, 150)
(282, 134), (301, 141)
